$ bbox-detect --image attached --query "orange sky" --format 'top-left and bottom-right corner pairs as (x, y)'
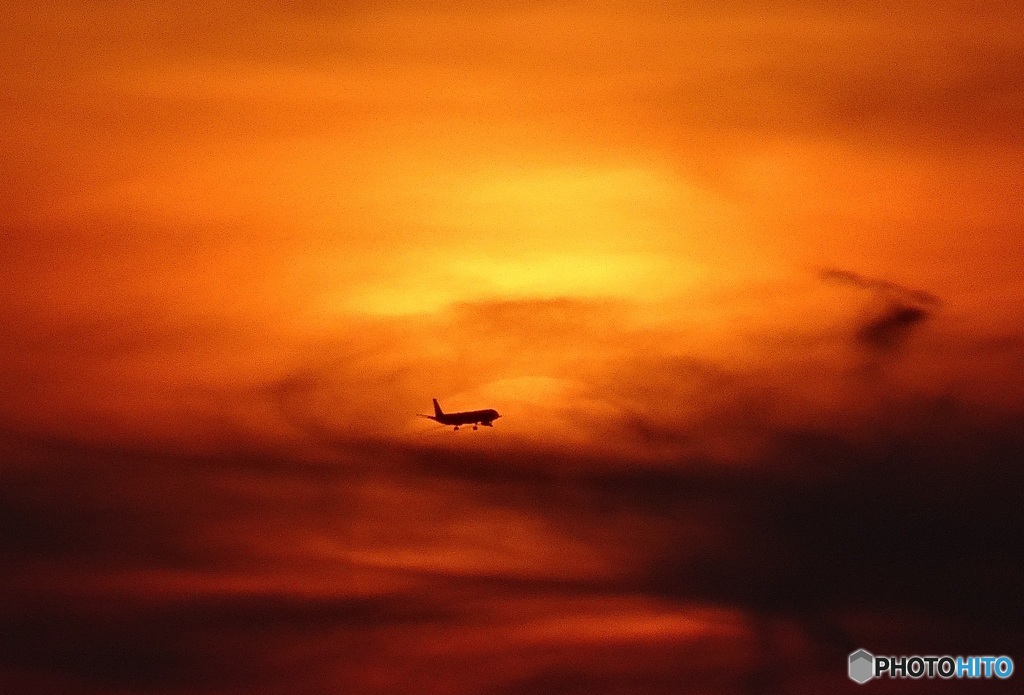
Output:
(2, 4), (1024, 692)
(5, 1), (1022, 459)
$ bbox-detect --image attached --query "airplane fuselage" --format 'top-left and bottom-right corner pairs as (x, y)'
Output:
(421, 399), (500, 429)
(431, 409), (500, 427)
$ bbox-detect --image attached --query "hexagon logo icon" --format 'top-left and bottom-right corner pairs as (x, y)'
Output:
(849, 649), (875, 684)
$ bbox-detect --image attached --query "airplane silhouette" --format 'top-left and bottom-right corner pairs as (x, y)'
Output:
(418, 398), (500, 430)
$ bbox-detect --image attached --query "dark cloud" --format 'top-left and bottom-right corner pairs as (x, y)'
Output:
(819, 268), (941, 306)
(3, 336), (1024, 692)
(0, 589), (454, 692)
(6, 377), (1024, 692)
(820, 268), (940, 353)
(856, 302), (929, 350)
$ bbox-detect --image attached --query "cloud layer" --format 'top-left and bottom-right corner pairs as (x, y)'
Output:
(3, 1), (1023, 692)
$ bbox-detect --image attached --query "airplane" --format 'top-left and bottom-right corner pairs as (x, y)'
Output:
(418, 398), (500, 430)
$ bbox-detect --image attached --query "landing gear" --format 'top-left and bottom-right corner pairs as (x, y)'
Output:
(453, 425), (459, 431)
(472, 424), (478, 430)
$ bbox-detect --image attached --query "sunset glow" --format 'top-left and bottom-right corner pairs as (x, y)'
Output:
(3, 2), (1023, 693)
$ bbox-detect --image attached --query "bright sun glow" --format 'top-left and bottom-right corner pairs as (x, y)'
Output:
(341, 251), (705, 316)
(337, 163), (722, 315)
(401, 163), (721, 253)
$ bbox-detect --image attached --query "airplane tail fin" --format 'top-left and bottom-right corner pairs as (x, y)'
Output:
(432, 398), (444, 418)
